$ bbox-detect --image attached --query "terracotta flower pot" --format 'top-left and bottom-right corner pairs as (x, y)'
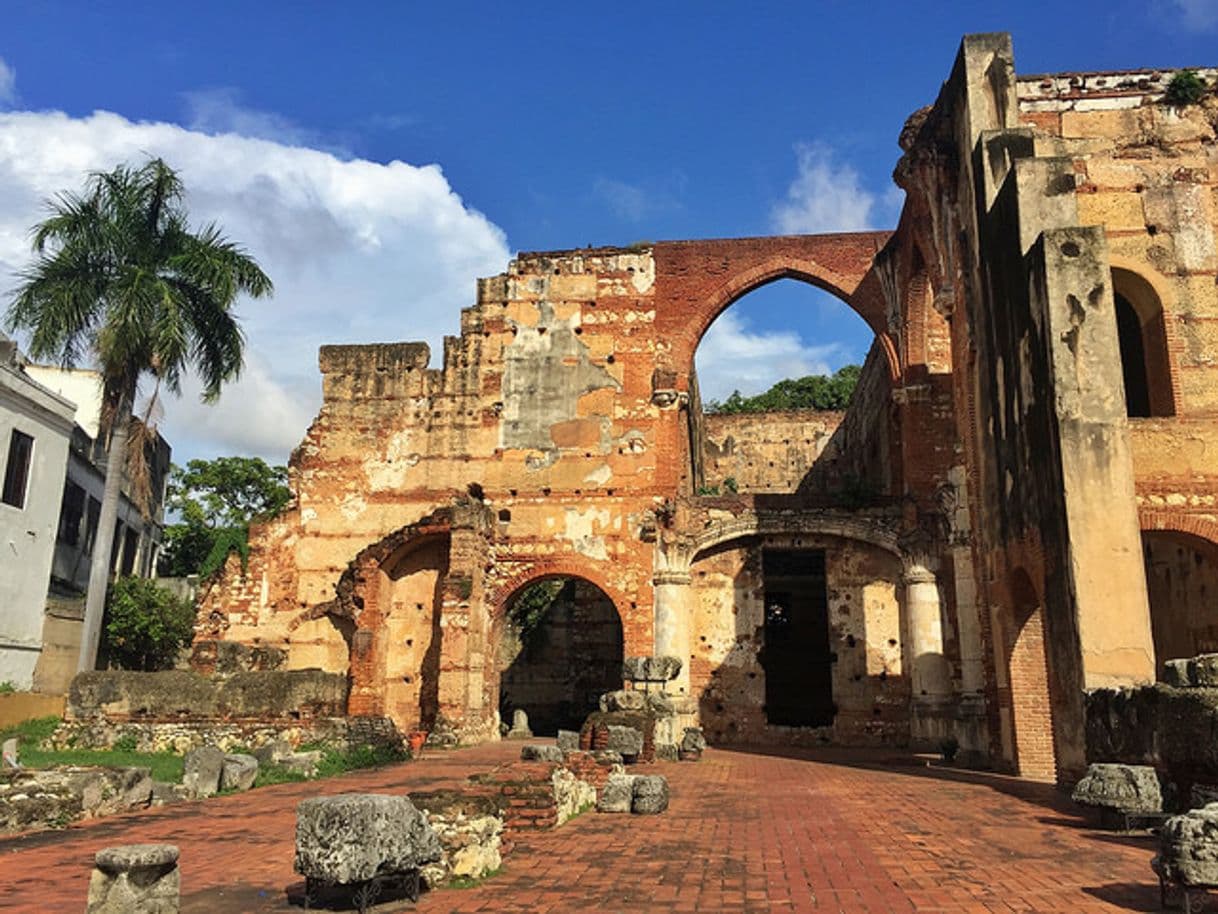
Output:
(407, 731), (428, 756)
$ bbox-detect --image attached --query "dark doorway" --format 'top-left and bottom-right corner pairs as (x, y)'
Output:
(1115, 292), (1151, 418)
(499, 577), (624, 735)
(763, 549), (834, 726)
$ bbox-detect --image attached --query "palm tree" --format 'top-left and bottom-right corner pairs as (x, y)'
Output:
(6, 157), (272, 672)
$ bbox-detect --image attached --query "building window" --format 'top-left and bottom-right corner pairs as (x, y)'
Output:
(1111, 268), (1175, 418)
(1, 429), (34, 509)
(57, 481), (86, 545)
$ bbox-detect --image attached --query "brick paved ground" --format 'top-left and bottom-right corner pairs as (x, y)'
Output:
(0, 743), (1167, 913)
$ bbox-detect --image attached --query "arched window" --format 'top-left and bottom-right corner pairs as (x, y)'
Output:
(1111, 268), (1174, 418)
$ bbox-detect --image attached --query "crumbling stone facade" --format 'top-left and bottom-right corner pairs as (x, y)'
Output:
(199, 34), (1218, 784)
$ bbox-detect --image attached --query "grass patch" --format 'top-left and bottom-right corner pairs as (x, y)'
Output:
(0, 716), (184, 782)
(448, 868), (501, 889)
(253, 764), (309, 788)
(315, 743), (407, 777)
(20, 747), (185, 782)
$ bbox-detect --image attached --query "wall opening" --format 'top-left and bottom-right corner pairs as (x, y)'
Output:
(380, 537), (448, 733)
(1006, 568), (1057, 781)
(1144, 530), (1218, 674)
(1111, 268), (1174, 418)
(762, 548), (834, 727)
(498, 576), (624, 735)
(691, 278), (880, 497)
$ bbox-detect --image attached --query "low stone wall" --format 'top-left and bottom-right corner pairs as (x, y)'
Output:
(67, 669), (348, 721)
(50, 716), (351, 754)
(0, 766), (152, 833)
(412, 791), (505, 887)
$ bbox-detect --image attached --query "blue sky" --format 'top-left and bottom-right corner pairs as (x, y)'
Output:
(1, 1), (1215, 462)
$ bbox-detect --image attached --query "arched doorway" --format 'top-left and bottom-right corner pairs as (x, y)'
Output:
(1111, 267), (1174, 418)
(1143, 529), (1218, 672)
(691, 277), (891, 500)
(1006, 569), (1057, 781)
(498, 576), (624, 735)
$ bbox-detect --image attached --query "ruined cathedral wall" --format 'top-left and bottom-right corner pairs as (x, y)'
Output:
(701, 409), (844, 494)
(1015, 76), (1218, 537)
(206, 247), (676, 671)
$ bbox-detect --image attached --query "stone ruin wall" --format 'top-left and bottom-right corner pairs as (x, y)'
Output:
(193, 35), (1218, 780)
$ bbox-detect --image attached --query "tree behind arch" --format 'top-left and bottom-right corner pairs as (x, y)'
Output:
(6, 157), (273, 672)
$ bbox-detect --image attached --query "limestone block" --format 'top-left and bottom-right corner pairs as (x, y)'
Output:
(1159, 803), (1218, 887)
(599, 690), (645, 712)
(252, 739), (292, 766)
(552, 768), (596, 825)
(597, 774), (636, 813)
(505, 709), (532, 740)
(631, 775), (670, 815)
(622, 656), (682, 683)
(220, 754), (259, 792)
(280, 751), (322, 778)
(556, 730), (580, 752)
(605, 725), (643, 759)
(182, 747), (224, 799)
(1072, 763), (1163, 814)
(295, 793), (441, 885)
(520, 744), (564, 763)
(1164, 654), (1218, 689)
(591, 750), (623, 765)
(150, 782), (190, 807)
(87, 844), (179, 914)
(681, 728), (707, 753)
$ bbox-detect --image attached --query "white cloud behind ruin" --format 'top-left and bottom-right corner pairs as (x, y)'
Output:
(0, 106), (510, 462)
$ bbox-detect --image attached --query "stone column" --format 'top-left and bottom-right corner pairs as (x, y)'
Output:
(652, 571), (692, 698)
(905, 561), (953, 744)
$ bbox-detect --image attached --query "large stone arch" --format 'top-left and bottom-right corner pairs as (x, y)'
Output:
(651, 233), (892, 385)
(1139, 511), (1218, 673)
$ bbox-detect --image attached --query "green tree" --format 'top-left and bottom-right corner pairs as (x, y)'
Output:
(160, 456), (291, 577)
(6, 157), (272, 672)
(705, 364), (861, 414)
(104, 576), (195, 671)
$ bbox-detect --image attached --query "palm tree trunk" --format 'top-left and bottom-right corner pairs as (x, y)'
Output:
(76, 391), (133, 672)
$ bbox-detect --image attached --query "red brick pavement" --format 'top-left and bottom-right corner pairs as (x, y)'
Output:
(0, 743), (1163, 913)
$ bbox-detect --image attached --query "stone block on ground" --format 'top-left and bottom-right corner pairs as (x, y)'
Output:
(505, 709), (532, 740)
(520, 744), (564, 763)
(605, 725), (644, 759)
(2, 737), (18, 770)
(295, 793), (441, 885)
(592, 750), (623, 765)
(87, 843), (179, 914)
(631, 775), (670, 814)
(552, 768), (596, 825)
(556, 730), (580, 752)
(280, 751), (322, 778)
(1159, 803), (1218, 887)
(220, 753), (258, 792)
(1071, 763), (1163, 815)
(597, 773), (636, 813)
(182, 746), (224, 799)
(681, 727), (707, 753)
(411, 792), (504, 889)
(252, 739), (291, 767)
(150, 781), (191, 807)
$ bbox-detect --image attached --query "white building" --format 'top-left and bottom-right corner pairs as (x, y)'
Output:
(0, 338), (75, 689)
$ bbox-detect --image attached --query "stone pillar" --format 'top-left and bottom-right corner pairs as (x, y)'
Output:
(652, 571), (692, 698)
(950, 545), (989, 760)
(905, 561), (953, 745)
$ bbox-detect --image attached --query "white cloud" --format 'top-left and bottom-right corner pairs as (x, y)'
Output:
(183, 88), (337, 150)
(694, 310), (842, 403)
(0, 58), (15, 107)
(1167, 0), (1218, 30)
(0, 108), (510, 462)
(770, 142), (876, 235)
